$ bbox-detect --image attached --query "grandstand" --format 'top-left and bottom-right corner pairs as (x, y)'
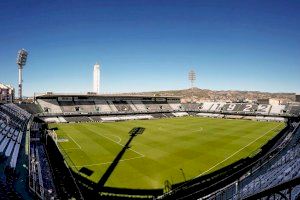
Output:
(20, 93), (299, 200)
(0, 103), (31, 199)
(0, 104), (30, 168)
(29, 120), (58, 200)
(1, 93), (300, 200)
(33, 94), (300, 125)
(35, 94), (181, 115)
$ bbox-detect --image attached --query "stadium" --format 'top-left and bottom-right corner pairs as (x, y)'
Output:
(1, 91), (300, 199)
(1, 1), (300, 200)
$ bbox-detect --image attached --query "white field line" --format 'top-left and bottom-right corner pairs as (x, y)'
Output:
(73, 155), (144, 168)
(63, 130), (144, 167)
(72, 131), (144, 167)
(60, 134), (121, 149)
(190, 127), (203, 133)
(92, 130), (145, 157)
(103, 134), (122, 143)
(196, 123), (282, 178)
(63, 147), (81, 150)
(68, 134), (82, 149)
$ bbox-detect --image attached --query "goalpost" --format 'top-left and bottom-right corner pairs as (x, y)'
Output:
(48, 130), (58, 144)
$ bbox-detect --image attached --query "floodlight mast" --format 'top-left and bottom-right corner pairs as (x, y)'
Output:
(188, 70), (196, 103)
(188, 70), (196, 88)
(16, 49), (28, 101)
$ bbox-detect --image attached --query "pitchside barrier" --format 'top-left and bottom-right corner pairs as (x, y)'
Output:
(47, 130), (57, 144)
(27, 117), (47, 199)
(44, 134), (84, 200)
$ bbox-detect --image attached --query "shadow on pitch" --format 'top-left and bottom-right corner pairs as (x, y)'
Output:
(94, 127), (145, 193)
(79, 167), (94, 176)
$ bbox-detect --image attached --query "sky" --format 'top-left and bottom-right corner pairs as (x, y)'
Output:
(0, 0), (299, 96)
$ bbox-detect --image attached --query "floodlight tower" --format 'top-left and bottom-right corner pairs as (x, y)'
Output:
(188, 69), (196, 88)
(16, 49), (28, 100)
(188, 69), (196, 103)
(93, 62), (100, 94)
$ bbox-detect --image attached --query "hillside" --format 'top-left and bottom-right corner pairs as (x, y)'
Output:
(121, 88), (295, 103)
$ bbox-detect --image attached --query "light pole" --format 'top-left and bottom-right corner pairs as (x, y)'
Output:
(16, 49), (28, 101)
(180, 168), (186, 182)
(188, 70), (196, 88)
(188, 70), (196, 102)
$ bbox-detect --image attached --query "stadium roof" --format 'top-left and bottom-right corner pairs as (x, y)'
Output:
(35, 93), (181, 99)
(0, 83), (14, 90)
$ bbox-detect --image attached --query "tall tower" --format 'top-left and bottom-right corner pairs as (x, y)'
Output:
(16, 49), (28, 100)
(188, 69), (196, 103)
(188, 69), (196, 88)
(93, 62), (100, 94)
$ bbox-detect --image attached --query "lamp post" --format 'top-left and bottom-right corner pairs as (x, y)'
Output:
(180, 168), (186, 182)
(188, 70), (196, 88)
(188, 70), (196, 102)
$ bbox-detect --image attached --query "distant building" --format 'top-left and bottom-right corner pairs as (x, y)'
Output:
(257, 98), (269, 104)
(245, 99), (256, 103)
(93, 62), (100, 94)
(296, 94), (300, 102)
(269, 98), (281, 105)
(0, 83), (14, 103)
(257, 98), (284, 105)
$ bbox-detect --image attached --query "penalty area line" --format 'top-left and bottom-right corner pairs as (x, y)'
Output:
(196, 123), (282, 178)
(68, 134), (82, 149)
(190, 127), (203, 133)
(73, 155), (145, 168)
(103, 134), (122, 143)
(92, 130), (145, 157)
(62, 147), (81, 150)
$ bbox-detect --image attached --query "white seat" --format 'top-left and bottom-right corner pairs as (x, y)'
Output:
(0, 137), (10, 152)
(5, 139), (15, 157)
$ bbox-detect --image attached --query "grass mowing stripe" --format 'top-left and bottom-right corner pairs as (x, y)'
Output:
(74, 155), (145, 168)
(196, 123), (282, 177)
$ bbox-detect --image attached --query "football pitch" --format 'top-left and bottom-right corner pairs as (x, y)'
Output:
(49, 116), (285, 189)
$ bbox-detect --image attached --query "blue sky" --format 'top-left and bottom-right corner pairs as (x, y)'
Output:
(0, 0), (299, 96)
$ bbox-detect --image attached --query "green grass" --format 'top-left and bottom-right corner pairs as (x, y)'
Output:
(49, 116), (285, 189)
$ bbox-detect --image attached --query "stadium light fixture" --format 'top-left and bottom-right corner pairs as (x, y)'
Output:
(16, 49), (28, 101)
(188, 69), (196, 103)
(188, 70), (196, 88)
